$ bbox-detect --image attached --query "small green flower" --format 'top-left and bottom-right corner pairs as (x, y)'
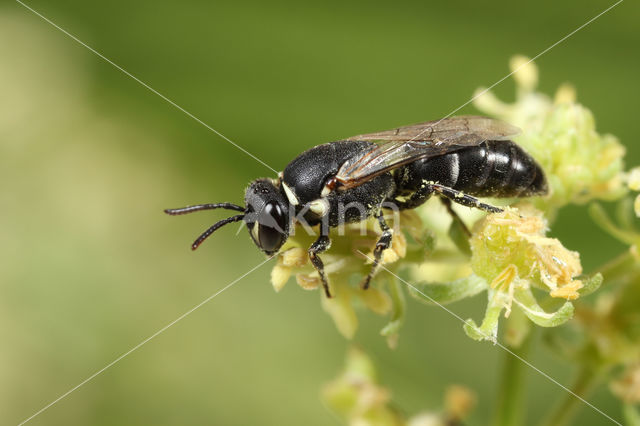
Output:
(462, 207), (599, 343)
(471, 207), (583, 301)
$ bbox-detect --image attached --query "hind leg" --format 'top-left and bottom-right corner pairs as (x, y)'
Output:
(440, 198), (471, 237)
(392, 183), (434, 210)
(392, 181), (501, 235)
(429, 183), (503, 213)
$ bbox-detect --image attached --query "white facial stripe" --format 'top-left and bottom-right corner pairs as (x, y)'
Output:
(282, 182), (299, 206)
(320, 185), (331, 197)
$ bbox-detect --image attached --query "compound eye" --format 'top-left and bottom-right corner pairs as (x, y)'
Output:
(258, 201), (287, 253)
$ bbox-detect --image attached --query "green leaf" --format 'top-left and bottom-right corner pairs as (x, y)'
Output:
(513, 287), (574, 327)
(409, 274), (487, 305)
(577, 273), (603, 297)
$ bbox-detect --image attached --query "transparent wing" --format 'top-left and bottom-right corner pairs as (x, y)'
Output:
(335, 116), (520, 189)
(345, 115), (519, 143)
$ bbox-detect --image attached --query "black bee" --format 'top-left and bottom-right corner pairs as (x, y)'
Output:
(165, 116), (547, 298)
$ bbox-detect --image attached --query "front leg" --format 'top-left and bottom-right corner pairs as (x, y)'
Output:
(309, 232), (332, 298)
(361, 211), (393, 290)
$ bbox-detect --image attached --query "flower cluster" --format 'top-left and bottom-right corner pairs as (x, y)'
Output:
(270, 211), (422, 344)
(462, 207), (599, 343)
(473, 55), (627, 216)
(471, 207), (583, 300)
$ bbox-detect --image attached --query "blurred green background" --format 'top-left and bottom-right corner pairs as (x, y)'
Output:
(1, 0), (639, 424)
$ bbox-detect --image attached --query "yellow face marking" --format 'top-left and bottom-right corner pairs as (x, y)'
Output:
(309, 198), (329, 217)
(251, 223), (260, 244)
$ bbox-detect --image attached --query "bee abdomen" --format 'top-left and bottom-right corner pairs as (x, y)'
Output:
(396, 140), (547, 198)
(452, 140), (547, 197)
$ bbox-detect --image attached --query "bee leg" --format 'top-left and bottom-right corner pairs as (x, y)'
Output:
(440, 198), (471, 237)
(393, 183), (434, 210)
(361, 211), (393, 290)
(308, 231), (332, 298)
(430, 183), (503, 213)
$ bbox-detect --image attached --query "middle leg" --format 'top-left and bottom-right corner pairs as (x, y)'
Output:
(361, 210), (393, 290)
(309, 229), (332, 298)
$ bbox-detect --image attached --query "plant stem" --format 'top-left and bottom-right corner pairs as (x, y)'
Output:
(538, 365), (603, 426)
(492, 332), (533, 426)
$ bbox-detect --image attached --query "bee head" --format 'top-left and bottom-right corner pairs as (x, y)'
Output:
(164, 177), (290, 255)
(244, 178), (291, 255)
